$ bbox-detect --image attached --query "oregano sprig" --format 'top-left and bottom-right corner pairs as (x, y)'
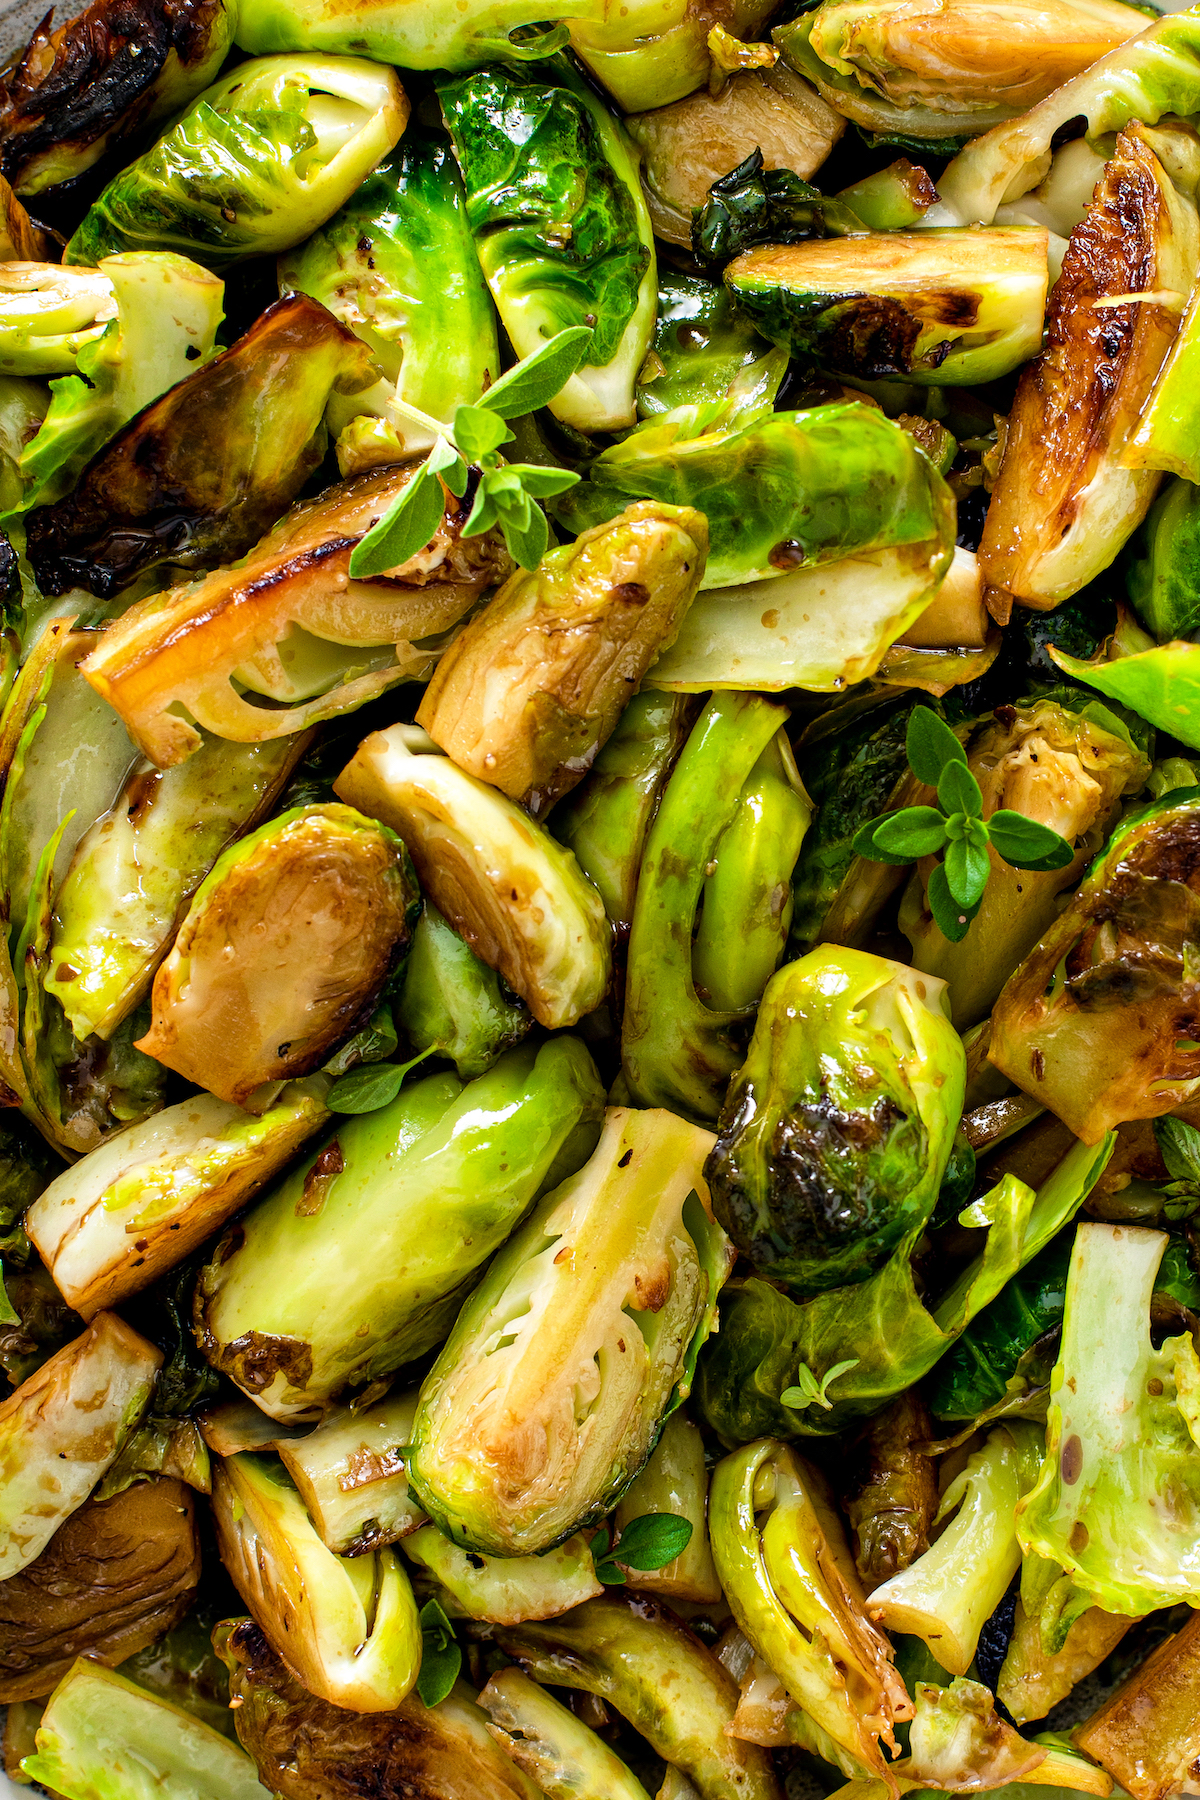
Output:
(588, 1511), (694, 1584)
(1154, 1115), (1200, 1221)
(851, 707), (1075, 944)
(348, 327), (592, 579)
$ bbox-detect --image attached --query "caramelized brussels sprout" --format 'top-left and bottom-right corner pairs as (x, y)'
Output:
(402, 1524), (601, 1624)
(614, 1411), (721, 1603)
(271, 1390), (424, 1555)
(1075, 1609), (1200, 1800)
(479, 1668), (653, 1800)
(636, 270), (783, 420)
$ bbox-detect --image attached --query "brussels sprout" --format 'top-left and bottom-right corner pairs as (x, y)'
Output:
(979, 124), (1198, 610)
(614, 1412), (721, 1603)
(989, 788), (1200, 1143)
(709, 1439), (912, 1778)
(620, 694), (807, 1121)
(552, 690), (695, 941)
(636, 271), (783, 422)
(497, 1592), (782, 1800)
(0, 375), (46, 515)
(568, 0), (776, 112)
(697, 1133), (1112, 1441)
(0, 265), (118, 377)
(212, 1450), (421, 1711)
(235, 0), (603, 74)
(279, 132), (499, 469)
(195, 1038), (604, 1419)
(439, 60), (656, 434)
(416, 502), (708, 814)
(135, 804), (416, 1106)
(898, 1678), (1104, 1792)
(43, 732), (306, 1044)
(900, 698), (1149, 1028)
(25, 291), (377, 599)
(220, 1617), (546, 1800)
(0, 0), (238, 196)
(408, 1107), (731, 1557)
(1126, 477), (1200, 640)
(79, 464), (508, 766)
(403, 1525), (601, 1624)
(553, 402), (954, 590)
(334, 729), (611, 1029)
(396, 906), (530, 1079)
(0, 1479), (200, 1704)
(21, 1660), (269, 1800)
(705, 946), (965, 1294)
(725, 228), (1048, 386)
(625, 67), (844, 249)
(0, 1312), (160, 1580)
(1075, 1610), (1200, 1800)
(66, 55), (408, 270)
(271, 1390), (423, 1554)
(867, 1421), (1044, 1675)
(997, 1596), (1135, 1727)
(783, 0), (1145, 145)
(26, 1080), (331, 1318)
(479, 1667), (652, 1800)
(925, 1234), (1072, 1420)
(1049, 633), (1200, 752)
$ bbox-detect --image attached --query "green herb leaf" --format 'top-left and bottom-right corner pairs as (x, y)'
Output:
(906, 706), (966, 786)
(452, 404), (513, 463)
(869, 805), (949, 860)
(322, 1004), (398, 1079)
(499, 502), (550, 572)
(986, 810), (1075, 871)
(327, 1050), (433, 1114)
(612, 1511), (693, 1571)
(851, 813), (920, 866)
(944, 833), (990, 909)
(348, 463), (449, 580)
(1156, 1116), (1200, 1186)
(478, 327), (594, 420)
(511, 464), (582, 499)
(927, 859), (979, 943)
(938, 758), (984, 820)
(416, 1599), (461, 1708)
(780, 1356), (860, 1412)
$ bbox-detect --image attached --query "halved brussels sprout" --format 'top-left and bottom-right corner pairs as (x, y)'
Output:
(280, 132), (499, 469)
(705, 946), (965, 1294)
(21, 1660), (269, 1800)
(212, 1450), (421, 1712)
(1075, 1609), (1200, 1800)
(568, 0), (775, 113)
(0, 265), (118, 376)
(989, 788), (1200, 1142)
(979, 124), (1199, 609)
(439, 59), (656, 434)
(998, 1596), (1134, 1727)
(479, 1668), (652, 1800)
(614, 1410), (721, 1603)
(26, 292), (378, 600)
(840, 1390), (937, 1588)
(66, 55), (409, 269)
(79, 461), (509, 763)
(710, 1438), (912, 1779)
(220, 1617), (545, 1800)
(0, 0), (238, 196)
(195, 1039), (604, 1418)
(636, 270), (784, 421)
(334, 729), (611, 1029)
(402, 1524), (601, 1623)
(26, 1080), (331, 1317)
(407, 1105), (733, 1556)
(0, 1479), (200, 1703)
(0, 1312), (160, 1580)
(416, 502), (708, 814)
(136, 805), (416, 1106)
(272, 1390), (424, 1555)
(725, 228), (1048, 385)
(396, 905), (530, 1080)
(626, 66), (844, 248)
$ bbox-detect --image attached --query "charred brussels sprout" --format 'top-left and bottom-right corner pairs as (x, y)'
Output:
(195, 1038), (604, 1419)
(725, 228), (1049, 385)
(66, 56), (408, 270)
(395, 905), (530, 1080)
(278, 132), (499, 469)
(270, 1390), (423, 1555)
(0, 0), (238, 196)
(407, 1106), (733, 1556)
(439, 60), (656, 434)
(417, 501), (708, 814)
(402, 1524), (600, 1623)
(136, 805), (417, 1107)
(705, 946), (965, 1294)
(989, 787), (1200, 1142)
(614, 1410), (721, 1602)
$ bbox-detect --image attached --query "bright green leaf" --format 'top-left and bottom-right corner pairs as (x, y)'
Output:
(1156, 1115), (1200, 1187)
(452, 404), (512, 463)
(500, 505), (550, 571)
(944, 834), (990, 909)
(327, 1050), (433, 1114)
(870, 806), (949, 860)
(906, 705), (966, 786)
(938, 757), (984, 819)
(510, 464), (582, 499)
(986, 809), (1075, 871)
(610, 1511), (693, 1571)
(348, 464), (448, 580)
(851, 813), (922, 866)
(416, 1599), (461, 1708)
(927, 858), (978, 943)
(780, 1357), (860, 1411)
(478, 326), (594, 420)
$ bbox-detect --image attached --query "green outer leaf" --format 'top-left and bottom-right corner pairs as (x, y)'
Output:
(497, 502), (549, 571)
(927, 858), (977, 942)
(944, 834), (990, 909)
(416, 1599), (461, 1708)
(986, 808), (1075, 871)
(870, 805), (948, 860)
(1049, 640), (1200, 752)
(937, 758), (983, 819)
(477, 326), (594, 418)
(610, 1511), (694, 1572)
(906, 704), (966, 785)
(348, 465), (447, 580)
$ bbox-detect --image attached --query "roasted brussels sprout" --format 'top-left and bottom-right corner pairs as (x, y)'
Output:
(0, 264), (117, 377)
(270, 1390), (423, 1555)
(479, 1667), (652, 1800)
(212, 1451), (421, 1711)
(439, 60), (655, 433)
(705, 946), (965, 1294)
(135, 804), (415, 1106)
(0, 1479), (199, 1703)
(417, 502), (707, 814)
(636, 270), (783, 421)
(234, 0), (602, 74)
(989, 788), (1200, 1142)
(26, 292), (378, 599)
(334, 729), (611, 1029)
(0, 0), (237, 196)
(725, 228), (1048, 386)
(614, 1411), (721, 1603)
(407, 1107), (732, 1555)
(840, 1390), (938, 1588)
(0, 179), (55, 261)
(66, 54), (409, 269)
(1126, 476), (1200, 640)
(278, 132), (499, 469)
(402, 1524), (601, 1624)
(998, 1594), (1135, 1727)
(1075, 1610), (1200, 1800)
(395, 905), (530, 1080)
(568, 0), (777, 112)
(979, 124), (1199, 609)
(195, 1038), (604, 1419)
(220, 1617), (544, 1800)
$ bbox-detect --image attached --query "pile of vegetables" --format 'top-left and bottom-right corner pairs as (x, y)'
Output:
(1, 0), (1200, 1795)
